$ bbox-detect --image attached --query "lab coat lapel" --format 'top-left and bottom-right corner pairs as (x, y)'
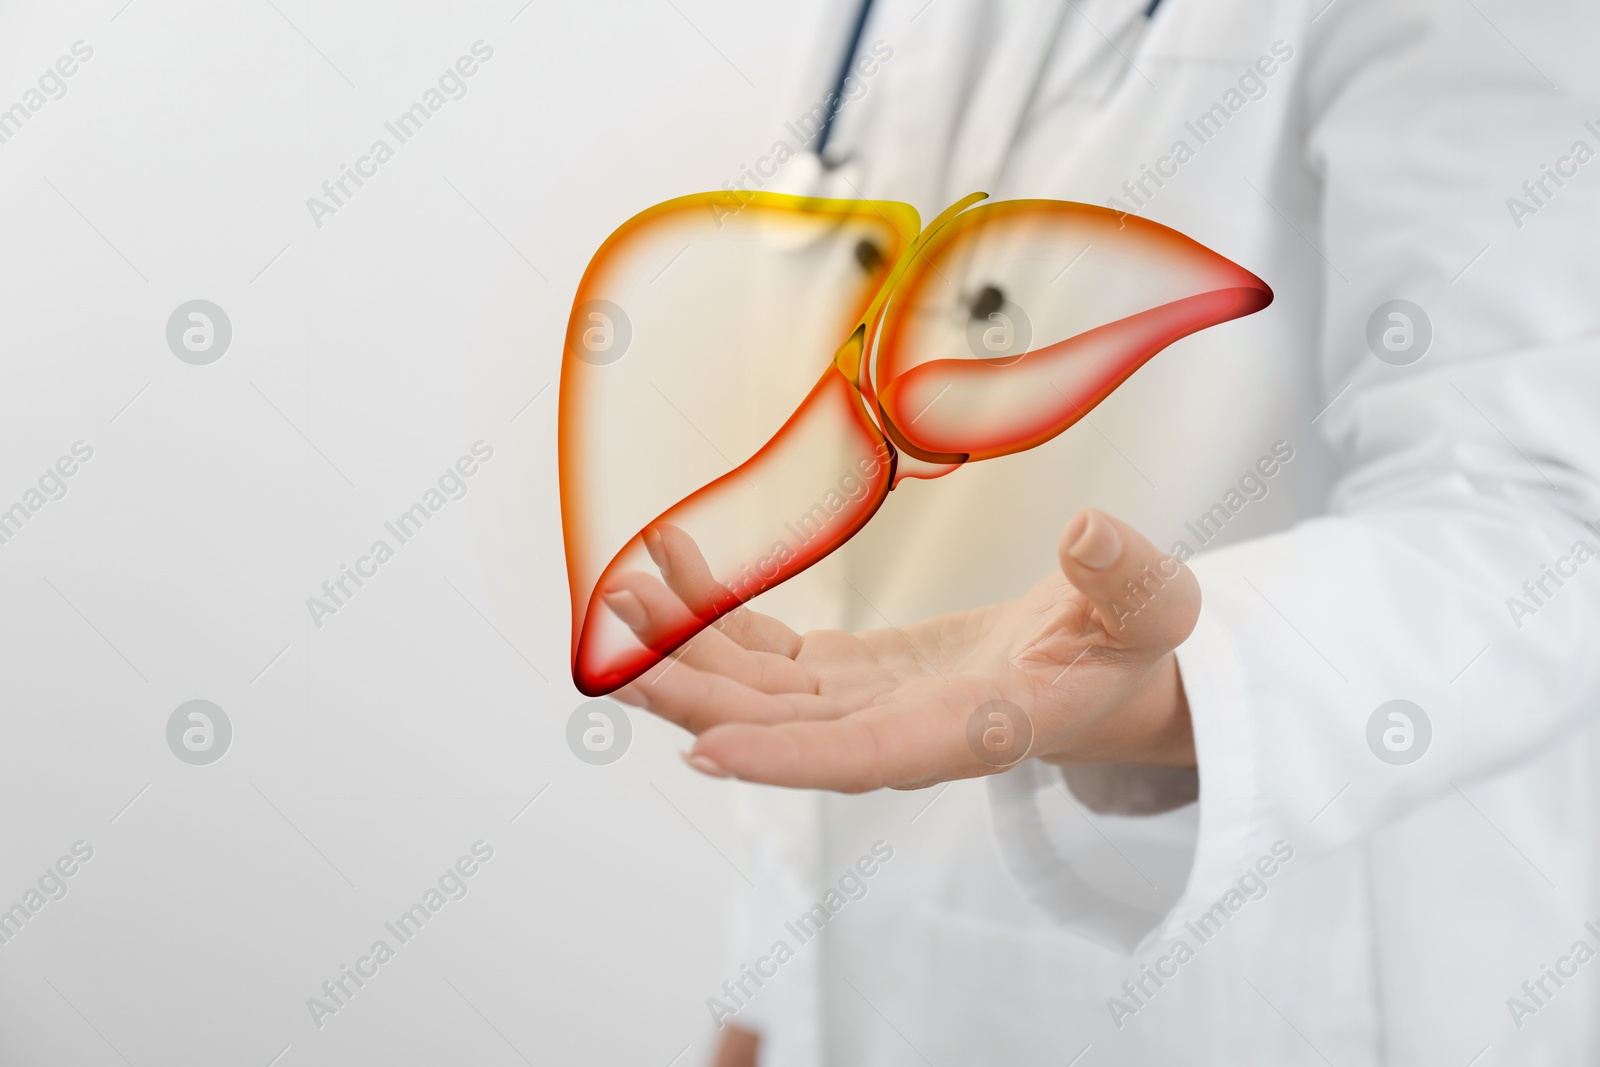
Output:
(940, 0), (1071, 200)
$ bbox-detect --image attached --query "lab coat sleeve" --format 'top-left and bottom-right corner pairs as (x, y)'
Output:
(988, 0), (1600, 952)
(715, 784), (827, 1066)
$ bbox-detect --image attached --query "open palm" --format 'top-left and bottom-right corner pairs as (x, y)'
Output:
(605, 510), (1200, 791)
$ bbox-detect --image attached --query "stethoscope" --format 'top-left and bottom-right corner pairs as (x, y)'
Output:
(810, 0), (1169, 319)
(813, 0), (1167, 166)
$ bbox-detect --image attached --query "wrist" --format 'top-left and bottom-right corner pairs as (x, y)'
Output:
(1040, 653), (1196, 768)
(1131, 653), (1196, 767)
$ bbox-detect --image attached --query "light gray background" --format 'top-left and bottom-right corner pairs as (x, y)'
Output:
(0, 1), (811, 1063)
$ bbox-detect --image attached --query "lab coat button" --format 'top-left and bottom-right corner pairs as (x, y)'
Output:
(855, 239), (885, 273)
(971, 284), (1005, 321)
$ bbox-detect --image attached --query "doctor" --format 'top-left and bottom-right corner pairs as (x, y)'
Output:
(613, 0), (1600, 1063)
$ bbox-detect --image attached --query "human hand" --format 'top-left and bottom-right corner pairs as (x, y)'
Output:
(603, 509), (1200, 791)
(709, 1024), (759, 1067)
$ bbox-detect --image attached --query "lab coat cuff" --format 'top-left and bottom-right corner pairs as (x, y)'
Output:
(987, 760), (1186, 953)
(1158, 574), (1267, 946)
(985, 567), (1269, 954)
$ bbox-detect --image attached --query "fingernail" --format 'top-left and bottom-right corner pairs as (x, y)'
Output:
(602, 589), (648, 630)
(642, 528), (670, 578)
(1067, 512), (1122, 570)
(682, 751), (731, 778)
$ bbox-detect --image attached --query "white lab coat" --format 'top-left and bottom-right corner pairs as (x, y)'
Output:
(719, 1), (1600, 1064)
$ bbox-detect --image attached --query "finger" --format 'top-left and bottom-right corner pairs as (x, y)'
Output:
(613, 660), (844, 735)
(603, 571), (817, 694)
(645, 523), (803, 657)
(710, 1025), (760, 1067)
(686, 690), (990, 792)
(599, 572), (698, 650)
(1058, 509), (1201, 653)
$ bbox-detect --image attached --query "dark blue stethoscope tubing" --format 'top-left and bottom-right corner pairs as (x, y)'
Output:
(814, 0), (1165, 163)
(812, 0), (879, 161)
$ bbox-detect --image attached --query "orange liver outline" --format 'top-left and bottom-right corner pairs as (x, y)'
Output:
(560, 191), (1271, 695)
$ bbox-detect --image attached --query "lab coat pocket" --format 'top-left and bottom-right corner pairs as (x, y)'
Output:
(910, 852), (1382, 1067)
(913, 905), (1127, 1066)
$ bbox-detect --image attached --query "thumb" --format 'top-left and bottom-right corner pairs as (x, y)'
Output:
(1058, 509), (1201, 653)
